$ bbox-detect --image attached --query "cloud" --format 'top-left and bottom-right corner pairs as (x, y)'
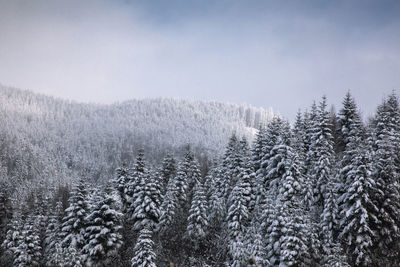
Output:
(0, 0), (399, 120)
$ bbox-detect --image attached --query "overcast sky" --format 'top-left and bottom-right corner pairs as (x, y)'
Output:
(0, 0), (399, 120)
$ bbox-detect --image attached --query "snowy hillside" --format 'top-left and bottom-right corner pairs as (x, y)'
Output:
(0, 85), (273, 182)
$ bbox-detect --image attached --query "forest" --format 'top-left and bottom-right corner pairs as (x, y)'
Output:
(1, 88), (400, 266)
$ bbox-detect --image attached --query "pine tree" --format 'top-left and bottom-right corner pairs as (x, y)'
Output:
(131, 228), (157, 267)
(14, 215), (42, 266)
(44, 201), (63, 265)
(2, 210), (23, 264)
(320, 179), (339, 249)
(264, 138), (297, 200)
(161, 153), (176, 189)
(279, 206), (310, 267)
(226, 173), (251, 266)
(336, 92), (364, 213)
(308, 96), (335, 209)
(371, 134), (400, 262)
(245, 223), (269, 266)
(186, 181), (208, 248)
(207, 166), (226, 228)
(227, 176), (250, 241)
(83, 191), (123, 266)
(255, 117), (291, 207)
(252, 126), (267, 174)
(228, 232), (247, 267)
(366, 94), (400, 263)
(292, 110), (307, 165)
(265, 203), (284, 266)
(114, 167), (129, 210)
(129, 172), (161, 231)
(158, 178), (178, 232)
(173, 163), (190, 205)
(338, 145), (376, 266)
(60, 179), (88, 249)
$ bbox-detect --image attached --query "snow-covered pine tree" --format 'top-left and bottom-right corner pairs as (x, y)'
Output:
(255, 117), (290, 208)
(222, 134), (242, 200)
(114, 167), (129, 210)
(319, 179), (339, 251)
(304, 102), (318, 171)
(276, 145), (310, 266)
(83, 189), (123, 266)
(129, 172), (161, 231)
(161, 153), (176, 189)
(371, 132), (400, 263)
(292, 110), (307, 165)
(252, 126), (267, 174)
(265, 203), (284, 266)
(308, 96), (335, 209)
(135, 149), (146, 174)
(336, 92), (364, 212)
(14, 214), (42, 266)
(181, 146), (201, 192)
(207, 166), (226, 228)
(44, 201), (63, 265)
(229, 232), (247, 267)
(2, 210), (23, 264)
(125, 150), (148, 212)
(173, 162), (190, 205)
(279, 206), (310, 267)
(338, 144), (376, 266)
(264, 136), (295, 199)
(131, 227), (157, 267)
(337, 92), (364, 154)
(245, 222), (269, 267)
(226, 173), (251, 266)
(60, 179), (88, 249)
(158, 178), (178, 232)
(186, 180), (208, 249)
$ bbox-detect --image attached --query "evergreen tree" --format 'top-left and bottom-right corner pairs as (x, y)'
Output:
(161, 153), (176, 189)
(338, 145), (376, 266)
(226, 173), (251, 266)
(279, 207), (310, 267)
(173, 161), (191, 205)
(255, 117), (291, 207)
(60, 179), (88, 249)
(371, 134), (400, 262)
(14, 215), (42, 266)
(207, 167), (226, 228)
(129, 172), (161, 231)
(245, 223), (269, 267)
(44, 201), (63, 265)
(158, 178), (178, 232)
(186, 181), (208, 249)
(131, 228), (157, 267)
(114, 167), (129, 210)
(265, 203), (284, 266)
(308, 96), (335, 208)
(83, 191), (123, 266)
(2, 210), (23, 264)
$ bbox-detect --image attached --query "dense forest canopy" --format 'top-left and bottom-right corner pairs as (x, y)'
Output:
(1, 87), (400, 266)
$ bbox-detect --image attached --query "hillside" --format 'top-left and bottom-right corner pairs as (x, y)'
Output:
(0, 85), (273, 184)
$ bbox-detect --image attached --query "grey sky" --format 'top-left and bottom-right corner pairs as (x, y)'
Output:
(0, 0), (399, 120)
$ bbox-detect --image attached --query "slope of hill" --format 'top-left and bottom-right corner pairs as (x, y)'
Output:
(0, 85), (273, 183)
